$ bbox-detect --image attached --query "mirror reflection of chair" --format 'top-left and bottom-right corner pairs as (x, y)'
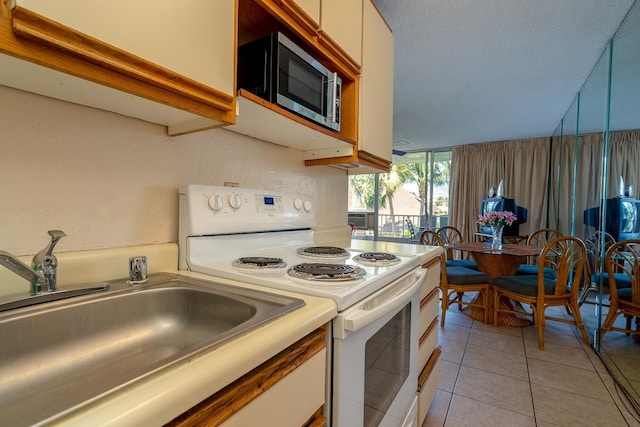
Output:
(578, 231), (618, 306)
(516, 228), (562, 277)
(492, 236), (590, 350)
(600, 239), (640, 340)
(439, 244), (491, 326)
(436, 226), (477, 269)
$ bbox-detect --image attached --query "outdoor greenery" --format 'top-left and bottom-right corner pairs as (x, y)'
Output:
(349, 155), (451, 221)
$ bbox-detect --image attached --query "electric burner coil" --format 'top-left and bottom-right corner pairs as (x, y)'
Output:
(288, 263), (366, 281)
(296, 246), (350, 259)
(232, 257), (287, 270)
(352, 252), (401, 266)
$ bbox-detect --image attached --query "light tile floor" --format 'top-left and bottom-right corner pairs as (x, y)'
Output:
(423, 300), (640, 427)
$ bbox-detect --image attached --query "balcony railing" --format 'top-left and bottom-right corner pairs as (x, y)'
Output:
(349, 212), (449, 241)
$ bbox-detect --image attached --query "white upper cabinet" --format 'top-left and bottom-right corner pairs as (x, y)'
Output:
(2, 0), (237, 134)
(291, 0), (320, 27)
(17, 0), (235, 96)
(320, 0), (363, 66)
(358, 0), (394, 163)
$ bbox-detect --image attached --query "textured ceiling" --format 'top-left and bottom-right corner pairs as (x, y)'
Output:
(373, 0), (636, 152)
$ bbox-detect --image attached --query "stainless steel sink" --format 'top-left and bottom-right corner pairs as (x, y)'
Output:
(0, 273), (304, 426)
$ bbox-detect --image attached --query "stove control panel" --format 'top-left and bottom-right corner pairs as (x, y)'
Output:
(255, 195), (283, 213)
(180, 184), (315, 235)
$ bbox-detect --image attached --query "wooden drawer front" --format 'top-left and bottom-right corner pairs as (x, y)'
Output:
(166, 328), (326, 427)
(222, 349), (326, 427)
(418, 317), (438, 371)
(419, 287), (439, 331)
(420, 259), (441, 300)
(417, 346), (442, 425)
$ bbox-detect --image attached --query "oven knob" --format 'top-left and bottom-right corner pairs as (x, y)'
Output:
(229, 193), (242, 210)
(293, 198), (303, 210)
(208, 194), (223, 212)
(303, 200), (312, 212)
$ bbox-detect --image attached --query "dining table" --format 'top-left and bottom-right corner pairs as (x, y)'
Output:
(447, 241), (542, 326)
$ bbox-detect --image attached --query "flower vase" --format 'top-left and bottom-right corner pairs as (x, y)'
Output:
(490, 225), (504, 250)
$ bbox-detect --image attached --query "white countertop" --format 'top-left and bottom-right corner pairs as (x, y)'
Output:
(349, 239), (443, 264)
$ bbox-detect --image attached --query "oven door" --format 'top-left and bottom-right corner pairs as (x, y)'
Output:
(332, 267), (426, 427)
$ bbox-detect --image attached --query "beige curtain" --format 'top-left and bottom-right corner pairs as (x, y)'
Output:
(504, 138), (550, 235)
(450, 143), (505, 241)
(610, 130), (640, 197)
(549, 133), (605, 236)
(451, 130), (639, 242)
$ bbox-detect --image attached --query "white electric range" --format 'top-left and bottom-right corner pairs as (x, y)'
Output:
(178, 184), (430, 427)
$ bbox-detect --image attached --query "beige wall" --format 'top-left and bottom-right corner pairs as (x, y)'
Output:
(1, 85), (349, 256)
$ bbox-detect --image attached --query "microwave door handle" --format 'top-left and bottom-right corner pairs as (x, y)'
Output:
(330, 72), (338, 123)
(343, 268), (426, 333)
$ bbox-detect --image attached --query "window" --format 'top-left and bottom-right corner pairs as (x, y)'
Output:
(348, 150), (452, 241)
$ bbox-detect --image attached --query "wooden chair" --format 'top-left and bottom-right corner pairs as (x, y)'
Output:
(578, 231), (618, 306)
(492, 236), (590, 350)
(439, 244), (491, 326)
(436, 226), (477, 269)
(516, 228), (562, 277)
(419, 229), (441, 246)
(600, 239), (640, 340)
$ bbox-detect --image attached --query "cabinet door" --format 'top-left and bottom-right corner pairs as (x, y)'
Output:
(292, 0), (320, 27)
(16, 0), (235, 96)
(359, 0), (394, 162)
(320, 0), (362, 65)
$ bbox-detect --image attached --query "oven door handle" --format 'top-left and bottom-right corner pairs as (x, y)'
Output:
(343, 268), (427, 333)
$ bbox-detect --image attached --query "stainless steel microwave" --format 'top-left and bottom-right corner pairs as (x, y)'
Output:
(238, 32), (341, 132)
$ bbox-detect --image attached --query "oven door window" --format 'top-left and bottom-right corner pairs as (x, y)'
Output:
(363, 304), (411, 426)
(278, 45), (328, 115)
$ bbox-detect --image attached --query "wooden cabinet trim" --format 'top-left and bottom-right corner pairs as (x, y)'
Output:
(3, 5), (235, 124)
(278, 0), (319, 35)
(165, 327), (326, 427)
(304, 149), (391, 172)
(418, 346), (442, 392)
(420, 286), (439, 311)
(423, 257), (441, 269)
(419, 317), (438, 348)
(303, 406), (327, 427)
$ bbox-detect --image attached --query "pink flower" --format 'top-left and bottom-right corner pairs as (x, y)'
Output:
(349, 222), (356, 232)
(477, 211), (517, 227)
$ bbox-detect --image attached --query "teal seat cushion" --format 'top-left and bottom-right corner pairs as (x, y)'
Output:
(592, 272), (632, 289)
(446, 259), (478, 270)
(516, 264), (557, 279)
(445, 267), (490, 285)
(618, 288), (632, 302)
(493, 275), (563, 297)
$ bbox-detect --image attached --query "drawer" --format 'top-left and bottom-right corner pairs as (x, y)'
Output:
(419, 287), (439, 332)
(418, 317), (438, 371)
(420, 259), (441, 300)
(417, 346), (442, 425)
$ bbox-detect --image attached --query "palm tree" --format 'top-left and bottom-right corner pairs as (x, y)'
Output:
(380, 164), (414, 218)
(349, 155), (451, 233)
(349, 174), (376, 210)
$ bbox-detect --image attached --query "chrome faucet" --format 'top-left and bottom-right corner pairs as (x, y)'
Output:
(0, 230), (109, 312)
(0, 250), (48, 294)
(31, 230), (66, 293)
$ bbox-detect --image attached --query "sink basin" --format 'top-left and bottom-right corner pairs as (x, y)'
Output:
(0, 273), (304, 426)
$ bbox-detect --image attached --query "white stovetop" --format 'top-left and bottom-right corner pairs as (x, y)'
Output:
(185, 232), (428, 311)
